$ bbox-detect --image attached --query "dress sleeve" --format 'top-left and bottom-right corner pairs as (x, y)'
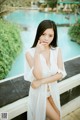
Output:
(57, 65), (67, 79)
(56, 47), (67, 79)
(24, 50), (35, 82)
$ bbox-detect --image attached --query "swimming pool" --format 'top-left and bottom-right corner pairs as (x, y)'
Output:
(5, 10), (80, 26)
(5, 10), (80, 78)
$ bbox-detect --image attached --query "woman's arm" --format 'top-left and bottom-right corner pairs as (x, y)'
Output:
(31, 73), (62, 89)
(40, 48), (65, 84)
(33, 51), (43, 79)
(26, 41), (47, 80)
(31, 48), (65, 88)
(26, 51), (42, 80)
(41, 73), (62, 85)
(25, 50), (43, 80)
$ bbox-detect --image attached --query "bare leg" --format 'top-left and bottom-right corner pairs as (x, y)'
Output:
(48, 96), (60, 116)
(46, 98), (60, 120)
(46, 117), (51, 120)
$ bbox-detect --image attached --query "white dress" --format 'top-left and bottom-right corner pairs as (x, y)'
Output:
(24, 47), (67, 120)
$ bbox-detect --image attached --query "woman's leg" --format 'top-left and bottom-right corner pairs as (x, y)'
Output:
(46, 98), (60, 120)
(48, 96), (60, 116)
(46, 117), (51, 120)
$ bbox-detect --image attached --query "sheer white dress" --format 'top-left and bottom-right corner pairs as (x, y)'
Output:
(24, 47), (67, 120)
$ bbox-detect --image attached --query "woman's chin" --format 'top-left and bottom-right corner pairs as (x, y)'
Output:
(44, 44), (49, 47)
(43, 43), (48, 45)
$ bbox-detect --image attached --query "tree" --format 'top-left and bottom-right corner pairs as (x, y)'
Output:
(0, 0), (33, 17)
(45, 0), (57, 8)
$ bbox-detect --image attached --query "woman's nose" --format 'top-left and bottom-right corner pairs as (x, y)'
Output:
(44, 35), (48, 40)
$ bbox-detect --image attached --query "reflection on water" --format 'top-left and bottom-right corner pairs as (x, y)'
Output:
(5, 10), (80, 78)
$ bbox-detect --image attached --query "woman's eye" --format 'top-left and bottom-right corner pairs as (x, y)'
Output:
(49, 35), (53, 37)
(42, 33), (45, 35)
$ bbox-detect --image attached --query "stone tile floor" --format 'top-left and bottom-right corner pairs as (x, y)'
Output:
(62, 107), (80, 120)
(11, 108), (80, 120)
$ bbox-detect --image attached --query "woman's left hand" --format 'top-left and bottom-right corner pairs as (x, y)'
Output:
(31, 80), (42, 89)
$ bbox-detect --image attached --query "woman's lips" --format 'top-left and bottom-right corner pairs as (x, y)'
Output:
(42, 41), (48, 44)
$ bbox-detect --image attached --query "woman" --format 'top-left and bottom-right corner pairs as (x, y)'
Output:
(24, 20), (67, 120)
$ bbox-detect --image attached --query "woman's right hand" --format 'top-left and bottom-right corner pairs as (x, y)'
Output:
(36, 40), (45, 54)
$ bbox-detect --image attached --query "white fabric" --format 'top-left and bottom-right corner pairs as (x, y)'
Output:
(24, 47), (67, 120)
(47, 91), (51, 97)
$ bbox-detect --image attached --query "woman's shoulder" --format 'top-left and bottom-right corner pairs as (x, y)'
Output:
(25, 47), (35, 56)
(51, 46), (60, 51)
(26, 47), (35, 52)
(51, 47), (61, 55)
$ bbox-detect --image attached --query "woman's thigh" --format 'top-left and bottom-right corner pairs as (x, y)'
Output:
(46, 98), (60, 120)
(48, 96), (60, 116)
(46, 117), (51, 120)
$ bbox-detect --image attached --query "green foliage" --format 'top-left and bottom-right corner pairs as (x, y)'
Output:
(46, 0), (57, 8)
(0, 19), (23, 80)
(68, 19), (80, 44)
(0, 0), (31, 7)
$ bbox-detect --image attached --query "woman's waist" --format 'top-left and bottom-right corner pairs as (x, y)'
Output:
(47, 81), (57, 91)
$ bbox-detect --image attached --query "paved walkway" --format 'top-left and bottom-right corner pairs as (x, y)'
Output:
(62, 107), (80, 120)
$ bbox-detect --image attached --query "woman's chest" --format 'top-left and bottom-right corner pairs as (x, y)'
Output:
(40, 51), (58, 77)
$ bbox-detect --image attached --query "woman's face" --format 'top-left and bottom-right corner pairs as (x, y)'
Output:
(39, 28), (54, 46)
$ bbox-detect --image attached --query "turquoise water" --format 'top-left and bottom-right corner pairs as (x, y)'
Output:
(5, 10), (80, 28)
(5, 10), (80, 78)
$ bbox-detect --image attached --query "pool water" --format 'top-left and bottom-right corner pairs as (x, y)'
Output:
(5, 10), (80, 26)
(5, 10), (80, 78)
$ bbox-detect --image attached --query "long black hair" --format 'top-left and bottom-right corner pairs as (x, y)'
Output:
(32, 20), (57, 48)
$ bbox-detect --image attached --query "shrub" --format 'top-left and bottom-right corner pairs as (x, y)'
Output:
(68, 19), (80, 44)
(0, 19), (23, 80)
